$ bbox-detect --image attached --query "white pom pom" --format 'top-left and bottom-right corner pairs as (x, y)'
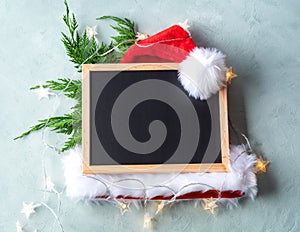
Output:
(178, 47), (227, 100)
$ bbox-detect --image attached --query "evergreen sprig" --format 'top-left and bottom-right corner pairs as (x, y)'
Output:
(61, 1), (136, 71)
(15, 0), (137, 152)
(14, 115), (73, 140)
(61, 0), (104, 70)
(97, 16), (136, 54)
(30, 78), (81, 99)
(14, 78), (82, 152)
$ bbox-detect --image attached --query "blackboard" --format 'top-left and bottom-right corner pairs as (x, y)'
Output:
(82, 63), (229, 174)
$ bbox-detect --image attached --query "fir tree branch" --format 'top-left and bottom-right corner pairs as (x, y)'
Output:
(14, 115), (73, 140)
(97, 16), (136, 53)
(62, 128), (82, 152)
(29, 78), (81, 99)
(61, 1), (127, 70)
(16, 1), (137, 152)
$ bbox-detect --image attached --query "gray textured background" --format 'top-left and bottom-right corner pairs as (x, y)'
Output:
(1, 0), (299, 231)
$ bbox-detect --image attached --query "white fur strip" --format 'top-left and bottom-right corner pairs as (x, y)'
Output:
(63, 145), (257, 202)
(178, 47), (227, 100)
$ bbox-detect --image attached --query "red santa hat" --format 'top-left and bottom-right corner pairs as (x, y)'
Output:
(121, 22), (234, 100)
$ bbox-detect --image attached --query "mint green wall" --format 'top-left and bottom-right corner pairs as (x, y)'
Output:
(1, 0), (299, 231)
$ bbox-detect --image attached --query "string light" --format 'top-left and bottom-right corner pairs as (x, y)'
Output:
(136, 32), (149, 41)
(143, 212), (152, 229)
(116, 201), (131, 215)
(21, 202), (41, 219)
(16, 221), (23, 232)
(155, 201), (165, 215)
(86, 26), (98, 42)
(202, 198), (218, 214)
(177, 19), (190, 32)
(226, 66), (237, 83)
(45, 176), (55, 192)
(33, 87), (54, 100)
(256, 157), (270, 173)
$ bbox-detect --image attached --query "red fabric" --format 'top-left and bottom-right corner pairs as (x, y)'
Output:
(95, 190), (244, 200)
(120, 25), (197, 63)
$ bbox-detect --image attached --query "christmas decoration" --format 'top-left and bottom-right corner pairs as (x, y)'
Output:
(45, 176), (56, 193)
(177, 19), (190, 33)
(116, 201), (131, 215)
(120, 22), (233, 100)
(21, 202), (41, 219)
(14, 1), (269, 231)
(178, 47), (227, 100)
(136, 32), (149, 41)
(33, 87), (53, 100)
(202, 198), (218, 214)
(256, 157), (270, 173)
(143, 212), (152, 229)
(226, 66), (238, 83)
(86, 26), (98, 42)
(63, 145), (257, 203)
(16, 221), (23, 232)
(155, 201), (165, 215)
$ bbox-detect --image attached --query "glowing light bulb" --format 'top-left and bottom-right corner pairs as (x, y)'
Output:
(155, 201), (165, 215)
(143, 212), (152, 229)
(226, 67), (237, 83)
(202, 198), (218, 214)
(256, 157), (270, 173)
(117, 201), (131, 215)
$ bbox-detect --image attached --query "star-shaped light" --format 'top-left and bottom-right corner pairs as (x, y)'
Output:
(86, 26), (98, 42)
(34, 87), (53, 100)
(226, 67), (237, 83)
(116, 201), (131, 215)
(136, 32), (149, 41)
(202, 198), (218, 214)
(155, 201), (165, 215)
(21, 202), (41, 219)
(45, 176), (56, 192)
(16, 221), (23, 232)
(256, 157), (270, 173)
(177, 19), (190, 32)
(143, 212), (152, 229)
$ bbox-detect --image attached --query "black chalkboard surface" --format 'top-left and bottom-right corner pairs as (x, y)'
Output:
(82, 63), (229, 174)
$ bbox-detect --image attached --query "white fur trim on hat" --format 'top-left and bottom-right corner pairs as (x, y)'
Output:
(178, 47), (227, 100)
(63, 145), (257, 207)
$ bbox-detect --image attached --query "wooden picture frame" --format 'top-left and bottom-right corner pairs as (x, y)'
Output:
(82, 63), (229, 174)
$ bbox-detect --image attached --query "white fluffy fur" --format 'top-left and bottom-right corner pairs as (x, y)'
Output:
(63, 145), (257, 207)
(178, 47), (227, 100)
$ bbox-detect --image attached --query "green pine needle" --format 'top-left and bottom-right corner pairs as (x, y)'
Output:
(97, 15), (136, 52)
(14, 115), (73, 140)
(16, 0), (137, 152)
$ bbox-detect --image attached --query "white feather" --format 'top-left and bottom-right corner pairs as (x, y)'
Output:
(178, 47), (227, 100)
(62, 145), (257, 207)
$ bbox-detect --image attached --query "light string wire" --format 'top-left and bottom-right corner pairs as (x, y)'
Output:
(40, 202), (64, 232)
